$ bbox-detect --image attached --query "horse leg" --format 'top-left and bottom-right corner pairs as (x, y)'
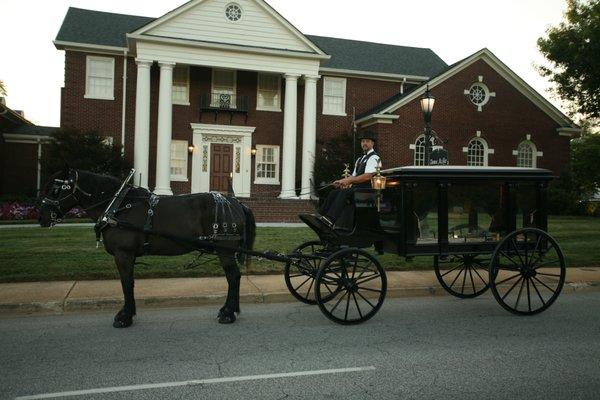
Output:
(217, 251), (241, 324)
(113, 250), (136, 328)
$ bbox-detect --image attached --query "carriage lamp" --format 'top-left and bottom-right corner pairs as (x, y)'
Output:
(420, 86), (435, 165)
(188, 144), (196, 154)
(371, 160), (387, 211)
(371, 160), (386, 190)
(251, 148), (257, 156)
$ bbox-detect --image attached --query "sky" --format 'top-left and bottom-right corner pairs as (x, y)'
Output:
(0, 0), (569, 127)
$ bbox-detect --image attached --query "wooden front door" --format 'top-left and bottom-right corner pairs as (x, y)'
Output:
(210, 143), (233, 192)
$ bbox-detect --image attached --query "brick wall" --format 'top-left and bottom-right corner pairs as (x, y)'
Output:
(0, 141), (39, 196)
(374, 60), (570, 174)
(60, 53), (571, 220)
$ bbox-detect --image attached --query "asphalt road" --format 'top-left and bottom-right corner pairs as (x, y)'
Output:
(1, 291), (599, 400)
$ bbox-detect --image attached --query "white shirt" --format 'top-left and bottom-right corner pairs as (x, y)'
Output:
(352, 149), (381, 176)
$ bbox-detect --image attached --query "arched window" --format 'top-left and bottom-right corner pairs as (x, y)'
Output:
(517, 141), (536, 168)
(414, 135), (437, 166)
(467, 138), (488, 166)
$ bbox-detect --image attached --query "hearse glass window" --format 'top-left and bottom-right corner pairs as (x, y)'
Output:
(447, 181), (505, 243)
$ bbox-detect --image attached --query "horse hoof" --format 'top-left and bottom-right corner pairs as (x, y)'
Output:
(218, 312), (236, 324)
(113, 316), (133, 328)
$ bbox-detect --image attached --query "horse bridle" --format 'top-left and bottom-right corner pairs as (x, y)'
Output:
(41, 170), (92, 226)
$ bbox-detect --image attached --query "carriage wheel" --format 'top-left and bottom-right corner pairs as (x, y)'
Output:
(489, 228), (565, 315)
(284, 240), (334, 305)
(434, 254), (490, 298)
(315, 248), (387, 325)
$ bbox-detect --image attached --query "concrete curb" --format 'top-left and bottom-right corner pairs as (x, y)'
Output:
(2, 267), (599, 315)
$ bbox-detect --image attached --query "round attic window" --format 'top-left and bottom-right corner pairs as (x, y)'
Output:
(225, 3), (242, 21)
(468, 83), (490, 106)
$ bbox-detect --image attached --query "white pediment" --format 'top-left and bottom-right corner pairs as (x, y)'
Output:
(135, 0), (323, 54)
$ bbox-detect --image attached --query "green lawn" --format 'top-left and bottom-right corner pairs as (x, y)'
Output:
(0, 216), (598, 282)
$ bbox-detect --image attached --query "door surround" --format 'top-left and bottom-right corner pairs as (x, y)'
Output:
(190, 123), (255, 197)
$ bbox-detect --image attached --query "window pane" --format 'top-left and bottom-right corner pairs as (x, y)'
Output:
(214, 69), (235, 89)
(170, 140), (188, 178)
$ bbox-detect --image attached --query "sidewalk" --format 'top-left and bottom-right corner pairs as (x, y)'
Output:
(1, 268), (599, 315)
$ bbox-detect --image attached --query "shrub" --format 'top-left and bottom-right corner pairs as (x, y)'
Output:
(44, 128), (130, 179)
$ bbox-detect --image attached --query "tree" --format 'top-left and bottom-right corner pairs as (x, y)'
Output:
(537, 0), (600, 118)
(313, 132), (360, 187)
(571, 134), (600, 194)
(44, 129), (130, 179)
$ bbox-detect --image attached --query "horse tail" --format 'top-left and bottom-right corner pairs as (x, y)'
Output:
(239, 203), (256, 266)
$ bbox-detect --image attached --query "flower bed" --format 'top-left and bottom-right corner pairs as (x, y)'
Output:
(0, 202), (87, 220)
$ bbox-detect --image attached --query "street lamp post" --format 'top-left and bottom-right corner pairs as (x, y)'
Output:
(420, 85), (435, 165)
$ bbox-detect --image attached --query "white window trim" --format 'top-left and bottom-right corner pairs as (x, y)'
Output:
(211, 68), (237, 108)
(412, 134), (439, 166)
(254, 144), (280, 185)
(513, 139), (542, 168)
(170, 140), (189, 182)
(463, 137), (493, 166)
(322, 76), (347, 116)
(84, 55), (115, 100)
(256, 73), (282, 112)
(172, 66), (190, 106)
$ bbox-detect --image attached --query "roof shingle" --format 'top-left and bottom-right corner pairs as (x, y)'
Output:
(55, 7), (447, 77)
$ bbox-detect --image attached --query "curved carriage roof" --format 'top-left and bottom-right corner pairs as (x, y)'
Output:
(382, 166), (554, 181)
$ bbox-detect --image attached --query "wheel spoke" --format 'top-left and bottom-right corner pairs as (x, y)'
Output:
(355, 273), (381, 286)
(526, 278), (531, 312)
(536, 272), (561, 278)
(351, 254), (359, 280)
(514, 278), (525, 310)
(530, 278), (546, 306)
(351, 292), (363, 319)
(529, 248), (551, 268)
(461, 264), (468, 294)
(499, 250), (522, 268)
(495, 273), (521, 286)
(356, 290), (377, 308)
(510, 238), (527, 268)
(529, 235), (542, 268)
(501, 276), (523, 301)
(329, 291), (348, 313)
(448, 267), (465, 289)
(468, 266), (476, 293)
(344, 290), (351, 320)
(305, 277), (314, 299)
(532, 276), (557, 294)
(294, 276), (312, 291)
(358, 287), (382, 293)
(471, 266), (488, 285)
(440, 264), (462, 277)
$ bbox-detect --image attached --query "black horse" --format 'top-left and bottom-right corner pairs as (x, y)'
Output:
(38, 167), (256, 328)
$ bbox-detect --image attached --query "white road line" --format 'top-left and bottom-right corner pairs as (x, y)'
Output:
(15, 366), (376, 399)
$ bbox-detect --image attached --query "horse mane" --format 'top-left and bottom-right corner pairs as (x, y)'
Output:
(76, 170), (151, 200)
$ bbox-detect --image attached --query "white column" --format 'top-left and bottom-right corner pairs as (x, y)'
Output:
(300, 75), (319, 199)
(154, 61), (175, 195)
(279, 73), (300, 199)
(133, 59), (152, 188)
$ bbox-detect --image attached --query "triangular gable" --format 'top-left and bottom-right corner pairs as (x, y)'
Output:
(366, 48), (577, 129)
(131, 0), (326, 55)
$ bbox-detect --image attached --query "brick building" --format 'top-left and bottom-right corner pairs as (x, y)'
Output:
(54, 0), (579, 221)
(0, 98), (56, 197)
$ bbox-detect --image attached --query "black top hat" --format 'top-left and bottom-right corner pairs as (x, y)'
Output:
(357, 130), (377, 142)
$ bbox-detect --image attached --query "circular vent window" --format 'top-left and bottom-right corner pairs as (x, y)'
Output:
(468, 83), (490, 106)
(225, 3), (242, 21)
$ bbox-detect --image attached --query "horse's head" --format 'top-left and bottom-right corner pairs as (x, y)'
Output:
(38, 166), (85, 227)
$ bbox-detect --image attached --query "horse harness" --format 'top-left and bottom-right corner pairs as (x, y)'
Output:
(93, 172), (243, 253)
(42, 171), (92, 226)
